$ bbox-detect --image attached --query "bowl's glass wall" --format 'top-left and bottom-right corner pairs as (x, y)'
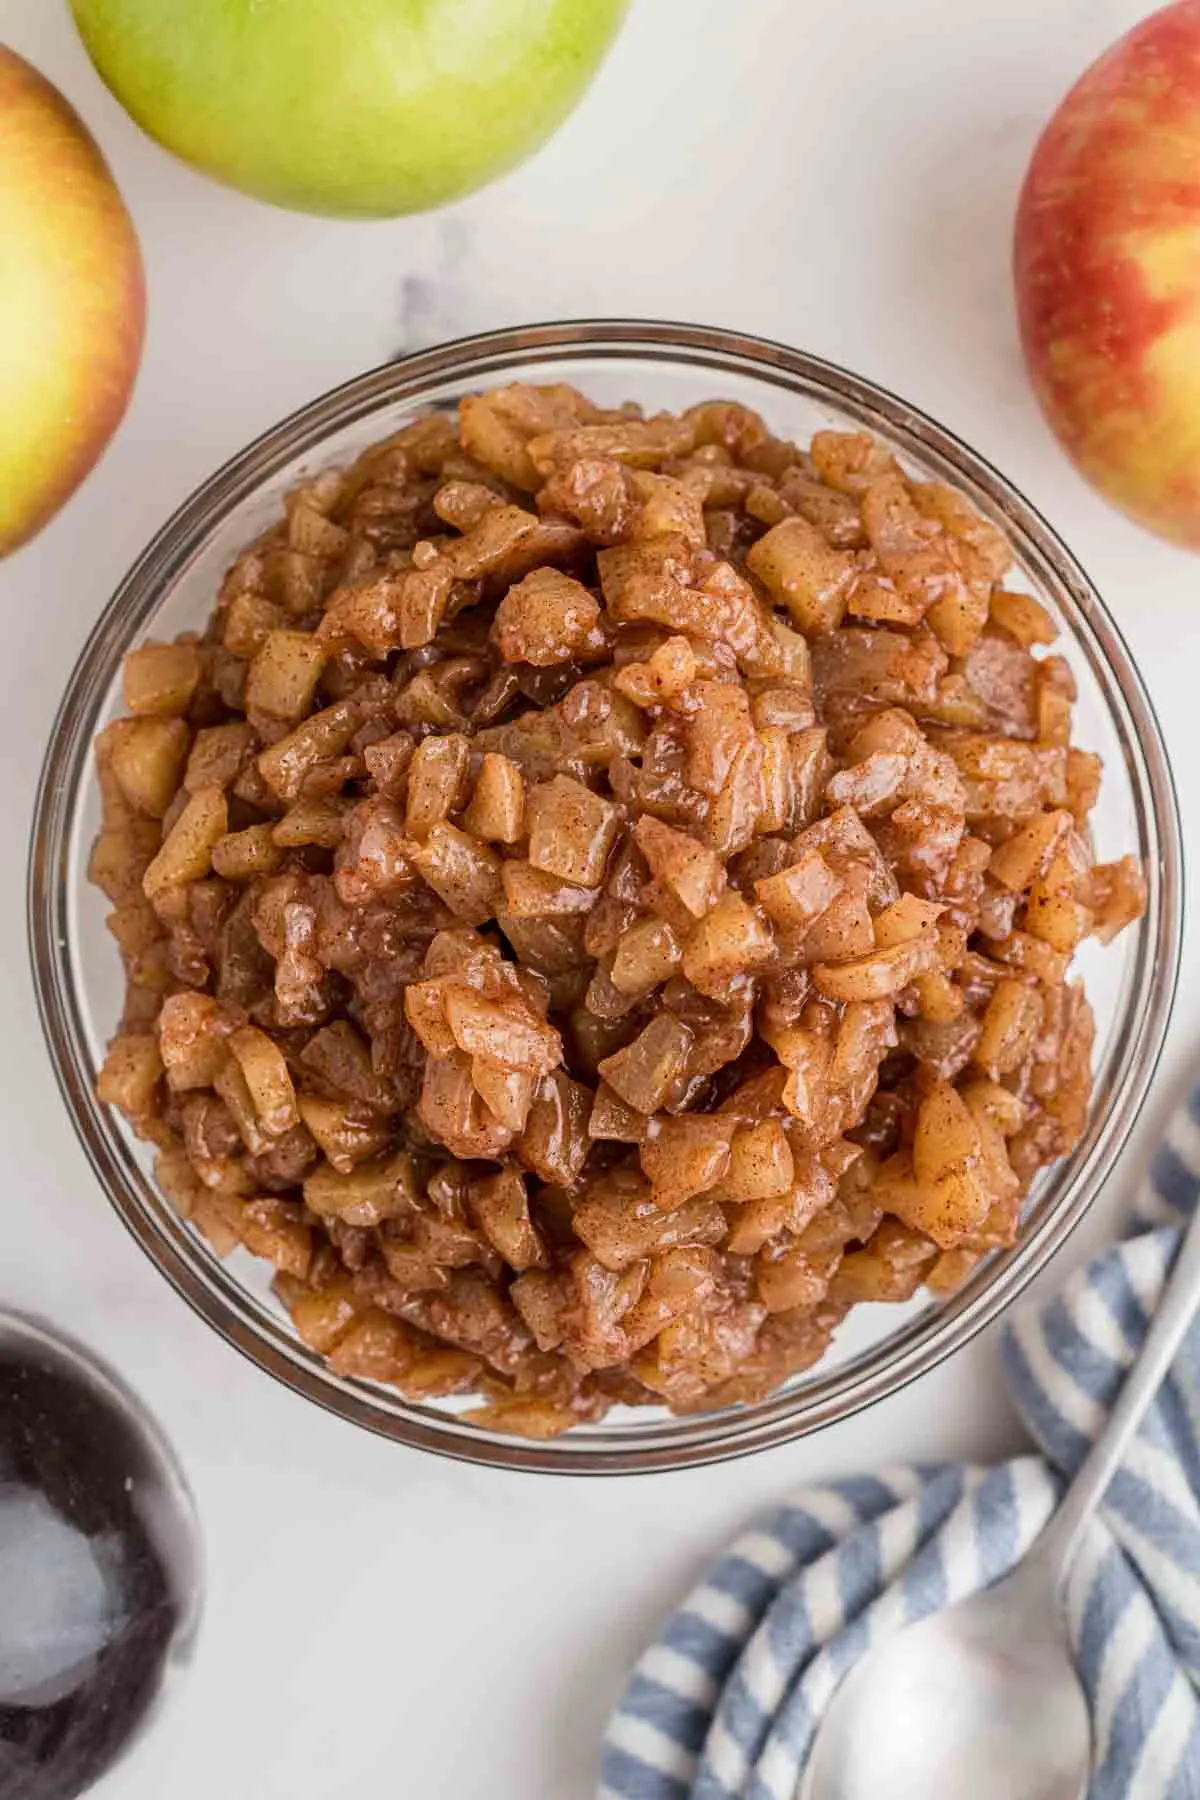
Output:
(29, 323), (1182, 1472)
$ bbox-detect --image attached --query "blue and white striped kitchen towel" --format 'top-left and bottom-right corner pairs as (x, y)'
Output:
(600, 1080), (1200, 1800)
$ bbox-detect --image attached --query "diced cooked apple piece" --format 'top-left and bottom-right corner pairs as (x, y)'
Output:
(1024, 887), (1093, 954)
(562, 1244), (649, 1365)
(597, 1014), (694, 1114)
(257, 700), (359, 801)
(517, 1069), (592, 1185)
(471, 1059), (536, 1133)
(988, 810), (1073, 892)
(772, 1020), (834, 1129)
(228, 1025), (300, 1138)
(912, 969), (965, 1024)
(458, 391), (540, 490)
(142, 784), (228, 901)
(588, 1081), (646, 1143)
(573, 1176), (725, 1273)
(925, 564), (991, 657)
(403, 978), (457, 1057)
(829, 1219), (938, 1302)
(639, 1114), (732, 1211)
(755, 849), (842, 936)
(462, 1396), (586, 1438)
(223, 589), (289, 658)
(212, 823), (282, 881)
(500, 860), (599, 918)
(974, 978), (1042, 1077)
(296, 1095), (392, 1173)
(621, 1247), (719, 1354)
(442, 984), (562, 1075)
(811, 930), (939, 1002)
(327, 1310), (413, 1382)
(809, 429), (896, 493)
(97, 1031), (163, 1121)
(989, 589), (1057, 648)
(509, 1268), (571, 1351)
(462, 752), (525, 844)
(800, 883), (876, 964)
(212, 1057), (271, 1157)
(527, 775), (620, 887)
(409, 822), (502, 925)
(633, 815), (725, 921)
(238, 1198), (313, 1282)
(614, 635), (698, 709)
(877, 1153), (990, 1251)
(723, 1119), (794, 1201)
(755, 1242), (840, 1313)
(245, 630), (326, 721)
(184, 722), (256, 794)
(157, 992), (233, 1091)
(872, 893), (946, 948)
(990, 931), (1071, 985)
(272, 796), (348, 849)
(1023, 834), (1095, 952)
(433, 479), (501, 532)
(393, 1348), (484, 1400)
(494, 567), (604, 666)
(106, 716), (190, 818)
(681, 893), (774, 998)
(417, 1050), (514, 1161)
(303, 1151), (419, 1228)
(1035, 657), (1076, 746)
(284, 1277), (366, 1355)
(913, 1081), (982, 1188)
(406, 732), (470, 838)
(122, 641), (203, 717)
(924, 1247), (985, 1296)
(469, 1167), (547, 1272)
(746, 515), (855, 633)
(1089, 855), (1148, 945)
(609, 917), (682, 997)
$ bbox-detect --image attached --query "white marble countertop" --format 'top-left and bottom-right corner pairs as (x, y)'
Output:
(2, 3), (1196, 1795)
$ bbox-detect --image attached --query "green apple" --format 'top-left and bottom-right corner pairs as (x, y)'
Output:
(0, 48), (145, 558)
(68, 0), (630, 219)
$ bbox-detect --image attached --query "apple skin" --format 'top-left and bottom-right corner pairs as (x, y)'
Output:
(0, 49), (145, 559)
(68, 0), (630, 219)
(1014, 0), (1200, 547)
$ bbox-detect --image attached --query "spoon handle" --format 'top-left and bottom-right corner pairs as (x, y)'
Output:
(1031, 1184), (1200, 1586)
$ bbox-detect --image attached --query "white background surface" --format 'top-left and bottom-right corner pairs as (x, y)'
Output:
(2, 3), (1197, 1795)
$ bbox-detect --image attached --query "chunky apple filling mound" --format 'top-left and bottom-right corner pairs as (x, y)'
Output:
(93, 383), (1145, 1436)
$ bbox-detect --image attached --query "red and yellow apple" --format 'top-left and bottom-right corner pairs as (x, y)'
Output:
(1014, 0), (1200, 547)
(0, 48), (145, 558)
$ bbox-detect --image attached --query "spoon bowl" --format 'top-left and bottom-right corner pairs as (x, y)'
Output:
(800, 1562), (1089, 1800)
(0, 1311), (202, 1799)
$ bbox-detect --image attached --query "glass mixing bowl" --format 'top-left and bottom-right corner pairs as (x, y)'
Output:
(28, 321), (1183, 1474)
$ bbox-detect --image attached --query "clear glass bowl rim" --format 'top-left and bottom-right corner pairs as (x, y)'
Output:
(27, 318), (1184, 1475)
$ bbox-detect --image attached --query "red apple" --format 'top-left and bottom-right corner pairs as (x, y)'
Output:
(0, 48), (145, 558)
(1014, 0), (1200, 547)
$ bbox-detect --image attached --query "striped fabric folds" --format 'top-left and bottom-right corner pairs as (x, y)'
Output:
(599, 1082), (1200, 1800)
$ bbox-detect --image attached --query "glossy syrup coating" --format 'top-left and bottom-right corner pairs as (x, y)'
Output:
(92, 385), (1146, 1437)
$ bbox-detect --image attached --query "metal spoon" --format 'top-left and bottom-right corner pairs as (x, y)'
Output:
(0, 1310), (203, 1799)
(802, 1205), (1200, 1800)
